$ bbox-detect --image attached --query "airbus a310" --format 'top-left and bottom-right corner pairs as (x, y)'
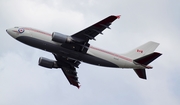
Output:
(6, 15), (162, 88)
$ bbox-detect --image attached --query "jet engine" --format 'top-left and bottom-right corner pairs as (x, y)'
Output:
(52, 32), (73, 43)
(38, 57), (58, 69)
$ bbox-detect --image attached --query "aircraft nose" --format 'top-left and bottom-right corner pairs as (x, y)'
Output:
(6, 29), (11, 35)
(6, 28), (18, 38)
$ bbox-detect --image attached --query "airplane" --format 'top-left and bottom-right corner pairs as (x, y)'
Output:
(6, 15), (162, 88)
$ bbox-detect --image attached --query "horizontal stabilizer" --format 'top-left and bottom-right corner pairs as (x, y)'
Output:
(134, 69), (146, 79)
(134, 52), (162, 65)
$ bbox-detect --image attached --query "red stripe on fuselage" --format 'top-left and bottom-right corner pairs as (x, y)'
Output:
(24, 27), (52, 36)
(90, 46), (132, 62)
(23, 27), (132, 62)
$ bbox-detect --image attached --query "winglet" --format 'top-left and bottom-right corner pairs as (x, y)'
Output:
(116, 15), (121, 19)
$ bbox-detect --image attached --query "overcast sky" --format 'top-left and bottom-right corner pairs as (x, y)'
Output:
(0, 0), (180, 105)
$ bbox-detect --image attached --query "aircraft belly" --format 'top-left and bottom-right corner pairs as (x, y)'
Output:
(16, 36), (118, 67)
(16, 36), (60, 53)
(15, 36), (141, 69)
(87, 48), (125, 68)
(80, 54), (119, 67)
(16, 36), (143, 69)
(87, 47), (143, 69)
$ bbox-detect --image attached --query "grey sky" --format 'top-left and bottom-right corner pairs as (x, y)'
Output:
(0, 0), (180, 105)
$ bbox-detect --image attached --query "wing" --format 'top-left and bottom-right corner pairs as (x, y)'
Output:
(54, 54), (81, 88)
(72, 15), (120, 42)
(61, 15), (120, 53)
(53, 15), (120, 88)
(61, 66), (80, 88)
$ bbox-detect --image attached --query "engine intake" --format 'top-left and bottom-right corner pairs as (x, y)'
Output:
(38, 57), (58, 69)
(52, 32), (73, 43)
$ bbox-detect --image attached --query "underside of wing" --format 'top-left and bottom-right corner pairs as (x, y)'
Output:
(61, 66), (80, 88)
(53, 54), (81, 88)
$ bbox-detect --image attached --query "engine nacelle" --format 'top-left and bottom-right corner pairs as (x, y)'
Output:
(52, 32), (73, 43)
(38, 57), (58, 69)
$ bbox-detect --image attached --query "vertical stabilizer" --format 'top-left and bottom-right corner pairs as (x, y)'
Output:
(124, 41), (159, 60)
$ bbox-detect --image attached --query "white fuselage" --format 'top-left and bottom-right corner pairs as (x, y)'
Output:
(6, 27), (145, 69)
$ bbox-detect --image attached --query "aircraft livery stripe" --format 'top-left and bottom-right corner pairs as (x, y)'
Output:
(90, 46), (132, 62)
(24, 27), (52, 36)
(23, 27), (132, 62)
